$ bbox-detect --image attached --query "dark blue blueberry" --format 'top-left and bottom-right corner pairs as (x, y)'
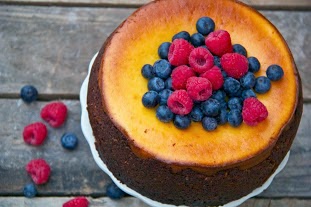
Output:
(233, 44), (247, 57)
(106, 182), (126, 200)
(200, 45), (208, 49)
(153, 59), (172, 79)
(159, 89), (173, 105)
(248, 57), (261, 73)
(165, 77), (173, 90)
(141, 64), (155, 79)
(229, 88), (243, 97)
(242, 89), (257, 100)
(216, 109), (228, 125)
(201, 98), (220, 117)
(148, 77), (165, 92)
(61, 133), (78, 150)
(174, 115), (191, 129)
(219, 100), (228, 109)
(190, 105), (204, 122)
(254, 76), (271, 94)
(20, 85), (38, 103)
(266, 64), (284, 81)
(240, 72), (256, 89)
(228, 109), (243, 127)
(156, 105), (174, 123)
(172, 31), (191, 42)
(214, 56), (222, 68)
(158, 42), (171, 59)
(196, 17), (215, 35)
(190, 33), (205, 47)
(221, 70), (228, 79)
(228, 97), (242, 111)
(202, 117), (218, 131)
(224, 77), (241, 96)
(23, 183), (37, 198)
(142, 91), (159, 108)
(211, 90), (226, 102)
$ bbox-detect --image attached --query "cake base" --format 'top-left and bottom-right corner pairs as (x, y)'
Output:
(81, 53), (290, 207)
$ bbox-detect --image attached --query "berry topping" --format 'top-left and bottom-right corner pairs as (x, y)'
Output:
(254, 76), (271, 94)
(228, 109), (243, 127)
(153, 59), (172, 79)
(266, 64), (284, 81)
(190, 105), (204, 122)
(174, 115), (191, 129)
(223, 77), (241, 97)
(156, 105), (174, 123)
(242, 97), (268, 126)
(148, 77), (165, 92)
(141, 64), (155, 79)
(61, 133), (78, 150)
(233, 44), (247, 57)
(216, 108), (228, 125)
(190, 33), (205, 47)
(200, 66), (224, 90)
(23, 183), (37, 198)
(228, 97), (242, 111)
(168, 39), (194, 66)
(196, 17), (215, 35)
(159, 89), (173, 105)
(186, 77), (213, 101)
(23, 122), (47, 146)
(248, 57), (261, 73)
(172, 31), (191, 42)
(167, 90), (193, 115)
(202, 117), (218, 131)
(106, 183), (126, 200)
(201, 98), (220, 117)
(188, 47), (214, 74)
(20, 85), (38, 103)
(158, 42), (171, 59)
(63, 197), (89, 207)
(205, 30), (233, 57)
(142, 91), (159, 108)
(240, 72), (256, 89)
(171, 65), (196, 90)
(165, 77), (173, 90)
(41, 102), (67, 128)
(25, 159), (51, 185)
(221, 53), (249, 79)
(241, 89), (257, 100)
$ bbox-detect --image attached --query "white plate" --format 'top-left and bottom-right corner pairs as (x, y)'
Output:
(80, 53), (290, 207)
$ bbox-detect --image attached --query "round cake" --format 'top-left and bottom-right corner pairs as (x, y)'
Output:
(86, 0), (303, 206)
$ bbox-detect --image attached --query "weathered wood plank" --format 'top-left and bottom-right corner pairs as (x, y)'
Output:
(0, 6), (310, 99)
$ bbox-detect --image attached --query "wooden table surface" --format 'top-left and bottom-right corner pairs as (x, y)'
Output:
(0, 0), (310, 206)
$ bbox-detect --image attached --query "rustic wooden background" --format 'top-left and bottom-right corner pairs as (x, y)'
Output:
(0, 0), (310, 206)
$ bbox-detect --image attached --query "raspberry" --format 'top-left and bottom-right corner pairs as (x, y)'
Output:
(41, 102), (67, 128)
(63, 197), (89, 207)
(188, 47), (214, 74)
(168, 39), (194, 66)
(221, 53), (249, 79)
(242, 97), (268, 126)
(25, 159), (51, 185)
(171, 65), (196, 90)
(167, 90), (193, 115)
(200, 66), (224, 90)
(186, 77), (212, 101)
(23, 122), (47, 146)
(205, 30), (233, 57)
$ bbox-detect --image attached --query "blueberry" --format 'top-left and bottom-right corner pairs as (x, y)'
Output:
(165, 77), (173, 90)
(240, 72), (256, 89)
(141, 64), (155, 79)
(248, 57), (261, 73)
(216, 109), (228, 125)
(153, 59), (172, 79)
(142, 91), (159, 108)
(266, 64), (284, 81)
(233, 44), (247, 57)
(228, 97), (242, 111)
(23, 183), (37, 198)
(211, 90), (226, 102)
(254, 76), (271, 94)
(156, 105), (174, 123)
(172, 31), (191, 42)
(201, 98), (220, 117)
(190, 105), (204, 122)
(219, 100), (228, 109)
(224, 77), (241, 96)
(148, 77), (165, 92)
(202, 117), (218, 131)
(158, 42), (171, 59)
(228, 109), (243, 127)
(174, 115), (191, 129)
(106, 182), (126, 200)
(159, 89), (173, 105)
(196, 17), (215, 35)
(190, 33), (205, 47)
(20, 85), (38, 103)
(221, 70), (228, 79)
(214, 56), (222, 68)
(242, 89), (257, 100)
(61, 133), (78, 150)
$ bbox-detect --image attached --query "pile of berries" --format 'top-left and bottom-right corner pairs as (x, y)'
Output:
(142, 17), (284, 131)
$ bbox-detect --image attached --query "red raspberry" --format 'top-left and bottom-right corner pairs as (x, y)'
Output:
(221, 53), (249, 79)
(200, 66), (224, 90)
(63, 197), (89, 207)
(242, 97), (268, 126)
(23, 122), (47, 146)
(168, 39), (194, 66)
(171, 65), (196, 90)
(188, 47), (214, 74)
(167, 90), (193, 115)
(186, 77), (212, 101)
(205, 30), (233, 57)
(25, 159), (51, 185)
(41, 102), (67, 128)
